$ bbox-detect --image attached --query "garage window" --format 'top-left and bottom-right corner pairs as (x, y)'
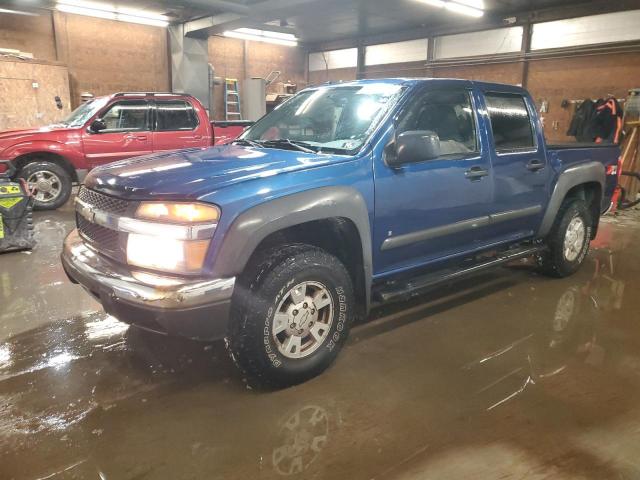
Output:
(485, 93), (535, 151)
(155, 100), (198, 131)
(100, 101), (149, 132)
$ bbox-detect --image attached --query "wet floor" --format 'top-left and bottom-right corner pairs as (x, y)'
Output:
(1, 200), (640, 479)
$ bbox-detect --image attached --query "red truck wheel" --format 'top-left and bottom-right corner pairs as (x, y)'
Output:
(18, 161), (72, 210)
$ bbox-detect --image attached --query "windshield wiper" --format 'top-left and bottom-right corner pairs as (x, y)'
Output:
(231, 138), (263, 148)
(260, 139), (318, 153)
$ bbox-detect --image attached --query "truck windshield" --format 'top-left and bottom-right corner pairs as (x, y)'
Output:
(241, 83), (405, 154)
(61, 97), (109, 127)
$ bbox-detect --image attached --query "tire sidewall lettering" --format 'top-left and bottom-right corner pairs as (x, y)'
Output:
(328, 286), (346, 350)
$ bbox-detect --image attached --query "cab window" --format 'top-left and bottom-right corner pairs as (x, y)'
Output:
(484, 93), (535, 151)
(155, 100), (198, 131)
(100, 101), (149, 132)
(397, 89), (478, 156)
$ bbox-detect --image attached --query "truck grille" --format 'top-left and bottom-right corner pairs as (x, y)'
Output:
(76, 187), (130, 261)
(77, 215), (121, 256)
(77, 186), (129, 215)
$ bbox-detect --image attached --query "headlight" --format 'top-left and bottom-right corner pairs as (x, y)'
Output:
(127, 234), (209, 273)
(126, 201), (219, 274)
(136, 202), (220, 223)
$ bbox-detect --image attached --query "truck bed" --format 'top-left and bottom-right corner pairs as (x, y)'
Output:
(546, 142), (620, 213)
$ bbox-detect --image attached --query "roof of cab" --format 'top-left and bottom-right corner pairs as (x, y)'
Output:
(312, 77), (527, 94)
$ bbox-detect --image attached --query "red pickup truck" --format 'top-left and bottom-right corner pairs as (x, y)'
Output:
(0, 92), (251, 210)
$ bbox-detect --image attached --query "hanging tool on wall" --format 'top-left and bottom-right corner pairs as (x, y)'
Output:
(0, 161), (35, 253)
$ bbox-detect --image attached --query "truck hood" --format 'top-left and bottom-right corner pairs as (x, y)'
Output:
(0, 125), (78, 153)
(0, 124), (75, 140)
(84, 144), (351, 200)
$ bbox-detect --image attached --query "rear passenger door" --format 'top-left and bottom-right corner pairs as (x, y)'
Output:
(152, 100), (210, 153)
(481, 91), (550, 242)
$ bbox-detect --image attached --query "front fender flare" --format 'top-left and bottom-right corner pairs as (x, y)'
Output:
(212, 186), (373, 309)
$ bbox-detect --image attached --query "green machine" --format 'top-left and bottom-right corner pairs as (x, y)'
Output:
(0, 161), (35, 253)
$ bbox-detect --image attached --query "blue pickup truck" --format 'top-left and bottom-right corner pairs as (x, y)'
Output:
(62, 78), (620, 387)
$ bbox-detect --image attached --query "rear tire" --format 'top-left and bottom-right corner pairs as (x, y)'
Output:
(18, 161), (72, 210)
(227, 244), (355, 388)
(539, 198), (593, 278)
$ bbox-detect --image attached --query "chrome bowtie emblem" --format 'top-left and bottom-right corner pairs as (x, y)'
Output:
(75, 198), (95, 222)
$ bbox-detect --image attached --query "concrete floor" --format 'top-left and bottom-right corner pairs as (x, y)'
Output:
(1, 200), (640, 480)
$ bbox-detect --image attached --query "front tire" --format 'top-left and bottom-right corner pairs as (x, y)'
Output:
(18, 161), (72, 210)
(227, 245), (355, 388)
(539, 198), (593, 278)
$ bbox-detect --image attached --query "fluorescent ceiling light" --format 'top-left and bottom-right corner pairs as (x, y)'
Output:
(56, 0), (169, 27)
(454, 0), (484, 8)
(414, 0), (484, 18)
(0, 8), (39, 16)
(56, 4), (115, 20)
(223, 28), (298, 46)
(415, 0), (445, 7)
(445, 2), (484, 17)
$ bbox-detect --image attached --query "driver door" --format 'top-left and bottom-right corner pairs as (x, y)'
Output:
(82, 100), (153, 168)
(373, 84), (494, 275)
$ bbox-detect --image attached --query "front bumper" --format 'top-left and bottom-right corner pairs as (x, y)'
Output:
(61, 229), (235, 340)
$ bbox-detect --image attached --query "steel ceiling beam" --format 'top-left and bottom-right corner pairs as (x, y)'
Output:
(194, 0), (250, 14)
(183, 0), (325, 37)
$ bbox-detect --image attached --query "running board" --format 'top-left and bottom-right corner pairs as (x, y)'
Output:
(374, 245), (544, 304)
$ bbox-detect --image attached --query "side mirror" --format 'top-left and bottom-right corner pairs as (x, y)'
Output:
(89, 119), (107, 133)
(387, 130), (441, 167)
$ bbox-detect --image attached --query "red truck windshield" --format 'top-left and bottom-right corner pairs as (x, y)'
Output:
(241, 83), (405, 154)
(62, 97), (109, 127)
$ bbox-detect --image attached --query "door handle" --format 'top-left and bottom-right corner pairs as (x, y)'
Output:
(124, 134), (147, 141)
(465, 166), (489, 180)
(526, 159), (545, 171)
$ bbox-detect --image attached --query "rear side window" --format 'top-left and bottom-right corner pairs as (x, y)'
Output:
(485, 93), (535, 151)
(155, 100), (198, 131)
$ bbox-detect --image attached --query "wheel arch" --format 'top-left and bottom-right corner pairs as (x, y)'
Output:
(14, 151), (78, 183)
(538, 162), (605, 239)
(212, 187), (373, 313)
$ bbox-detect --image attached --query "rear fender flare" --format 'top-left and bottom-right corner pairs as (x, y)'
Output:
(537, 161), (605, 238)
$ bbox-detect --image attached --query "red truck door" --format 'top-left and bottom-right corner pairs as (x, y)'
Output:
(82, 99), (153, 167)
(151, 99), (210, 153)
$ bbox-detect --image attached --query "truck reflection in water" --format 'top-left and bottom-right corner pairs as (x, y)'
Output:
(0, 230), (637, 479)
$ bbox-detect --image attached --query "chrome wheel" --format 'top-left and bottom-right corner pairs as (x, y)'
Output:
(553, 289), (576, 332)
(27, 170), (62, 204)
(563, 216), (586, 262)
(272, 281), (334, 359)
